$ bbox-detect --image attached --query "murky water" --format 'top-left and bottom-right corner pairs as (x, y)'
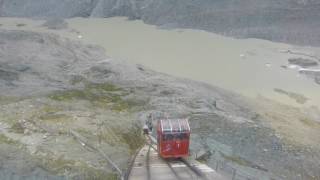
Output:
(1, 17), (320, 108)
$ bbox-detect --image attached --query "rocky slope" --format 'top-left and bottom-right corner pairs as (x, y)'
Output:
(0, 30), (319, 179)
(1, 0), (320, 46)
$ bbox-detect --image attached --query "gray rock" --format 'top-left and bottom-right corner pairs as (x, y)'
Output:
(288, 58), (318, 67)
(1, 0), (320, 45)
(42, 18), (68, 30)
(0, 69), (18, 81)
(299, 70), (320, 85)
(0, 0), (95, 18)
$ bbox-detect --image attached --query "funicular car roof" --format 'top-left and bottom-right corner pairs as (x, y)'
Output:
(160, 119), (190, 133)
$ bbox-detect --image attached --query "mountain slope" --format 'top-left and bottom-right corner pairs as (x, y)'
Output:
(1, 0), (320, 45)
(0, 29), (319, 179)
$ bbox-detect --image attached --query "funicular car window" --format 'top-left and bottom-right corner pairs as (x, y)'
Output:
(175, 133), (188, 140)
(163, 133), (188, 141)
(163, 133), (174, 141)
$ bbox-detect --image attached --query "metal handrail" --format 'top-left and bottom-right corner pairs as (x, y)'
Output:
(69, 129), (124, 180)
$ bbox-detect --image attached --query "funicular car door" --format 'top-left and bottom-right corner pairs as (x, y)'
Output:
(162, 133), (174, 156)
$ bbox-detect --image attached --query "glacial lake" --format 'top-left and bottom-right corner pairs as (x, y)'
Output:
(1, 17), (320, 108)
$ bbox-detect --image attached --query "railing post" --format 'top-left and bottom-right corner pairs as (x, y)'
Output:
(215, 161), (219, 171)
(232, 168), (236, 180)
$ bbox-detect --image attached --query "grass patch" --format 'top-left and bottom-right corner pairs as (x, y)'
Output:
(42, 156), (75, 173)
(90, 121), (145, 152)
(49, 89), (86, 101)
(41, 105), (63, 113)
(16, 23), (26, 27)
(76, 128), (92, 138)
(79, 123), (144, 152)
(35, 105), (71, 123)
(39, 113), (70, 123)
(300, 118), (320, 128)
(274, 88), (308, 104)
(87, 83), (121, 92)
(0, 134), (18, 145)
(0, 96), (21, 105)
(118, 124), (145, 152)
(40, 156), (118, 179)
(97, 130), (121, 146)
(49, 83), (132, 112)
(10, 122), (25, 134)
(222, 154), (252, 167)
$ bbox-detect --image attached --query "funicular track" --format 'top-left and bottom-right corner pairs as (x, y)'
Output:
(69, 128), (224, 180)
(128, 135), (225, 180)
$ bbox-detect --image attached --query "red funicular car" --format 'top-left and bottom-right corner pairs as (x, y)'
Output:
(157, 119), (191, 158)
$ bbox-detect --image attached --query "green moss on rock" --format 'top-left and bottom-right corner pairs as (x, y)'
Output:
(39, 113), (71, 123)
(49, 89), (86, 101)
(16, 23), (26, 27)
(39, 156), (118, 179)
(300, 118), (320, 128)
(48, 83), (132, 112)
(10, 122), (25, 134)
(0, 96), (21, 105)
(222, 154), (252, 167)
(118, 124), (145, 152)
(87, 83), (121, 92)
(0, 134), (18, 145)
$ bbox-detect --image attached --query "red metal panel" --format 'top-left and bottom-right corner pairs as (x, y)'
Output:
(160, 137), (190, 158)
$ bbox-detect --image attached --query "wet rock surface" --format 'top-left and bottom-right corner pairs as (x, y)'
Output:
(273, 88), (308, 104)
(288, 58), (318, 67)
(42, 18), (68, 30)
(0, 30), (319, 179)
(300, 70), (320, 85)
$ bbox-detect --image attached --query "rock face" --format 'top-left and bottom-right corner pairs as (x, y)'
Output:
(0, 0), (95, 17)
(1, 0), (320, 46)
